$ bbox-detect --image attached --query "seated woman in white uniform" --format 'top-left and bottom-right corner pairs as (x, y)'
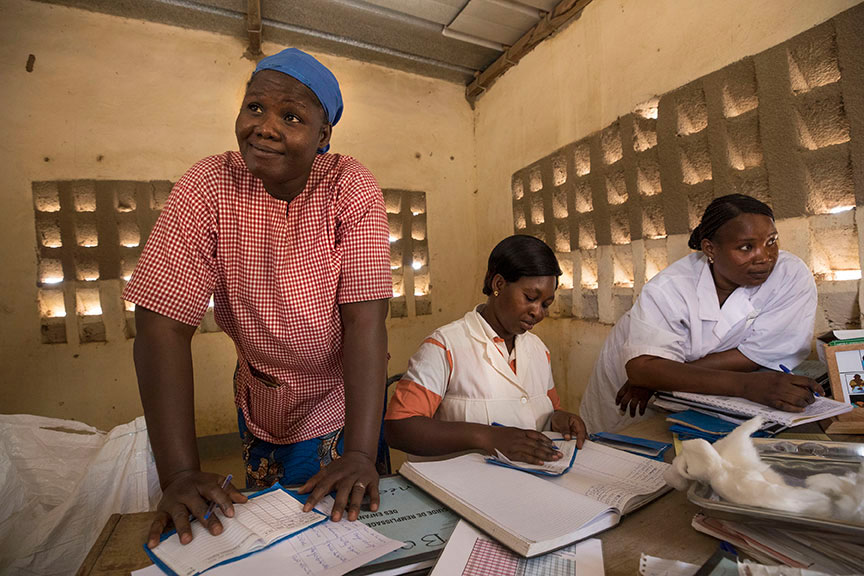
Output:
(384, 235), (587, 464)
(579, 194), (820, 434)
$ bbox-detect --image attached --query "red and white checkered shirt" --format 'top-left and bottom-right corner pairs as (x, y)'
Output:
(124, 151), (392, 443)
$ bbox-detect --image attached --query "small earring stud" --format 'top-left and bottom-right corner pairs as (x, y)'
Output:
(493, 290), (499, 297)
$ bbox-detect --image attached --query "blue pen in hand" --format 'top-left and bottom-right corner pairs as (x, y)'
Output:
(779, 364), (819, 397)
(204, 474), (233, 520)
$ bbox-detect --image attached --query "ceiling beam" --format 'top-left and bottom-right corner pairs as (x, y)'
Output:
(466, 0), (594, 104)
(245, 0), (262, 59)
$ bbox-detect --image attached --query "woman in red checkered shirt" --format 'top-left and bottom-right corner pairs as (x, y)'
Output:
(124, 49), (393, 548)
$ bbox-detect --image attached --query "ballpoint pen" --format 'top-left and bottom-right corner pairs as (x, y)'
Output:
(204, 474), (233, 520)
(779, 364), (819, 397)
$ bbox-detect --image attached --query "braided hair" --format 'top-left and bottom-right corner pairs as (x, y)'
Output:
(482, 235), (561, 295)
(688, 194), (774, 251)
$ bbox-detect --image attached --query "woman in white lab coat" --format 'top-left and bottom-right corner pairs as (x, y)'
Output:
(384, 235), (587, 464)
(579, 194), (820, 434)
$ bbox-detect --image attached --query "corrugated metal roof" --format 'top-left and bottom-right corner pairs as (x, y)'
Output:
(34, 0), (564, 84)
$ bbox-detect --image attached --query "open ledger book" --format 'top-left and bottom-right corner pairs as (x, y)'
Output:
(666, 391), (851, 426)
(400, 440), (670, 557)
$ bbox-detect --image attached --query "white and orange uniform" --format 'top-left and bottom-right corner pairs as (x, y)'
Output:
(385, 307), (561, 431)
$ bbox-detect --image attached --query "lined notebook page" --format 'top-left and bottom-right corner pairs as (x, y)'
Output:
(671, 392), (851, 426)
(549, 441), (669, 510)
(404, 453), (610, 543)
(152, 489), (323, 576)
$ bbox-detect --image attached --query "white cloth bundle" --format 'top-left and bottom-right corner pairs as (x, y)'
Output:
(665, 416), (864, 522)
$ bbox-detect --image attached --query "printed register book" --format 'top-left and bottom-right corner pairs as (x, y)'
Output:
(399, 440), (670, 557)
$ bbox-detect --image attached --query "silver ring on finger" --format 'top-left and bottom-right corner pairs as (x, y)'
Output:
(353, 481), (367, 491)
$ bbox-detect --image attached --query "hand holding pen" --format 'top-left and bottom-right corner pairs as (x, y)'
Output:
(779, 364), (820, 397)
(204, 474), (233, 520)
(147, 471), (247, 548)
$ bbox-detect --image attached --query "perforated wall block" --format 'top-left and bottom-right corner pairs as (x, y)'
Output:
(551, 289), (573, 318)
(387, 214), (403, 242)
(795, 85), (850, 150)
(79, 316), (106, 343)
(725, 110), (763, 170)
(507, 4), (864, 326)
(632, 115), (658, 153)
(810, 211), (859, 276)
(609, 205), (631, 246)
(415, 295), (432, 316)
(573, 179), (593, 214)
(635, 152), (662, 197)
(41, 317), (67, 344)
(803, 146), (854, 214)
(411, 214), (427, 241)
(817, 280), (861, 330)
(384, 189), (402, 214)
(731, 167), (771, 205)
(390, 297), (407, 319)
(580, 289), (599, 320)
(641, 196), (666, 240)
(553, 220), (571, 252)
(605, 166), (628, 206)
(579, 248), (598, 289)
(124, 311), (136, 339)
(644, 238), (668, 283)
(721, 60), (760, 119)
(612, 290), (634, 323)
(788, 26), (841, 95)
(678, 133), (713, 186)
(612, 245), (634, 287)
(685, 182), (715, 231)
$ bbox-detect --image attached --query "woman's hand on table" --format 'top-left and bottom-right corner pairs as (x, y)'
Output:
(147, 470), (247, 548)
(482, 425), (562, 464)
(616, 380), (655, 417)
(298, 451), (380, 522)
(550, 410), (587, 448)
(740, 372), (820, 412)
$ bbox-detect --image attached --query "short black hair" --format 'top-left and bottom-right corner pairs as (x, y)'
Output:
(688, 194), (775, 250)
(482, 235), (562, 295)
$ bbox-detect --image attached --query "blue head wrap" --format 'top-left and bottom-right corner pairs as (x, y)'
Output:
(253, 48), (343, 153)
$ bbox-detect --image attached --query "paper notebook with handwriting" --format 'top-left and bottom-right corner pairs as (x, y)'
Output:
(145, 485), (327, 576)
(668, 392), (851, 426)
(400, 440), (670, 557)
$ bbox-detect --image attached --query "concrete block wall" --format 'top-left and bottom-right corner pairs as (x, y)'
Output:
(32, 183), (434, 345)
(510, 4), (864, 332)
(384, 189), (432, 319)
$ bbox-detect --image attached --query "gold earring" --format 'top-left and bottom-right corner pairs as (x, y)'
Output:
(708, 256), (714, 264)
(493, 290), (499, 297)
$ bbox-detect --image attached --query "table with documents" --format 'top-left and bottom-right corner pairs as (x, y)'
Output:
(75, 417), (745, 576)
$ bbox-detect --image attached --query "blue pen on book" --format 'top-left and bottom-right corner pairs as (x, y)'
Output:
(779, 364), (819, 397)
(204, 474), (233, 520)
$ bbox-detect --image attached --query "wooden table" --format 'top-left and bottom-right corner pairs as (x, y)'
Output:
(74, 416), (720, 576)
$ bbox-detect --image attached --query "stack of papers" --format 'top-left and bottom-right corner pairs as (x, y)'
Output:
(666, 410), (774, 443)
(589, 432), (671, 460)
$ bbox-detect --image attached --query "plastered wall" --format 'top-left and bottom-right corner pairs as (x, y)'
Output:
(0, 0), (477, 434)
(3, 0), (862, 435)
(474, 0), (863, 412)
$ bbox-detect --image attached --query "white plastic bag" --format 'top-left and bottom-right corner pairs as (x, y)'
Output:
(0, 414), (161, 576)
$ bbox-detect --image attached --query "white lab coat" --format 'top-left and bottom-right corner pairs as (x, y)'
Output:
(579, 250), (817, 434)
(395, 307), (557, 431)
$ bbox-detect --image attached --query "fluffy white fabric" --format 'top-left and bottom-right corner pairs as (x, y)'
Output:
(664, 417), (834, 516)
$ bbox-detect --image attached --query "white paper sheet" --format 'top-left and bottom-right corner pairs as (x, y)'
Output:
(134, 501), (403, 576)
(639, 553), (700, 576)
(431, 520), (604, 575)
